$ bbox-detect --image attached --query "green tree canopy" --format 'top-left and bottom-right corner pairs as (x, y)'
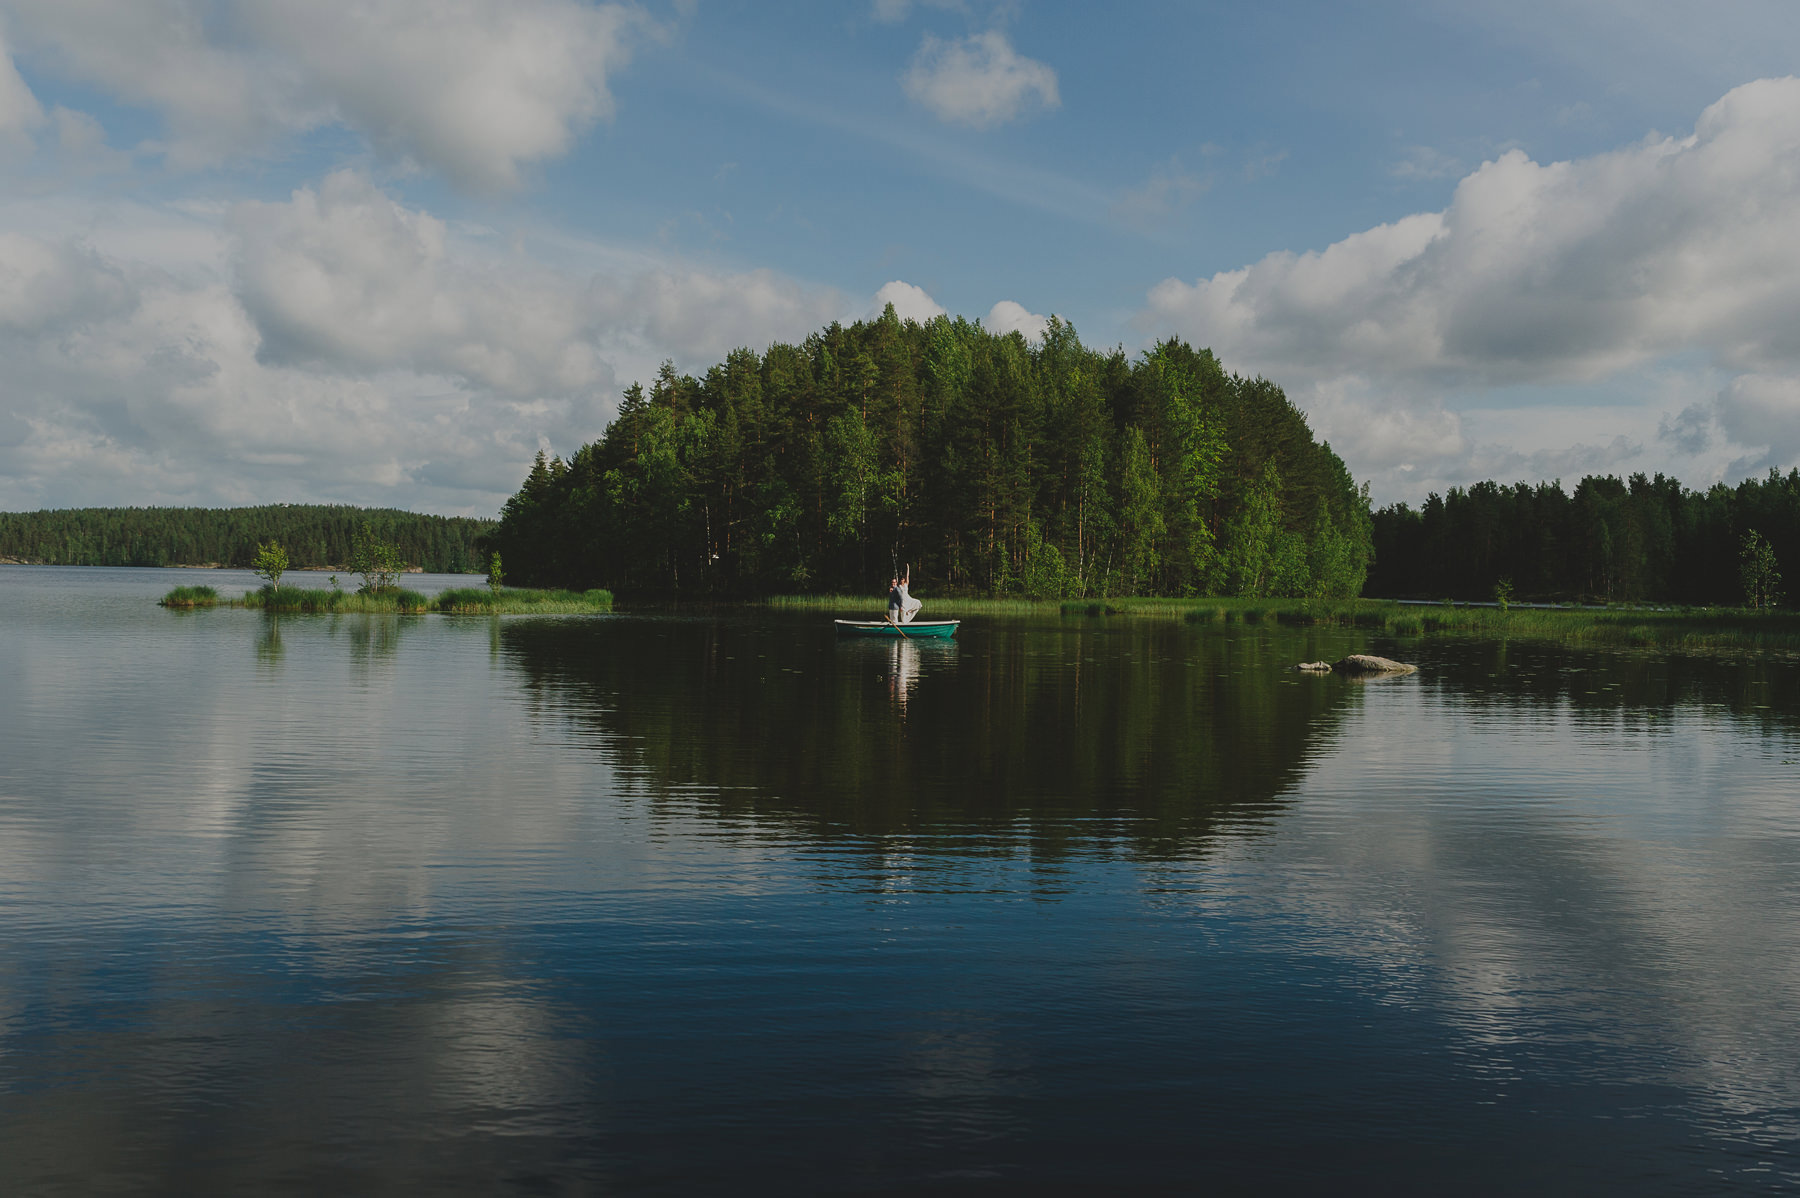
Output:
(487, 315), (1372, 600)
(1369, 468), (1799, 606)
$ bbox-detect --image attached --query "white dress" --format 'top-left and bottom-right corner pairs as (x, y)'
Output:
(894, 581), (923, 623)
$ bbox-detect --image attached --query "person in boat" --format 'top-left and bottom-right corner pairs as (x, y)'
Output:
(887, 568), (923, 624)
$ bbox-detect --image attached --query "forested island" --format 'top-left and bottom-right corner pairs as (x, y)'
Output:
(13, 316), (1792, 614)
(488, 309), (1372, 599)
(0, 505), (493, 574)
(1369, 470), (1797, 605)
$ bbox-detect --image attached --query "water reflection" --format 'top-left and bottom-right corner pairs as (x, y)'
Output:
(878, 636), (934, 713)
(5, 571), (1800, 1194)
(1396, 636), (1800, 728)
(1198, 642), (1800, 1177)
(255, 610), (425, 675)
(256, 612), (284, 667)
(340, 611), (412, 675)
(500, 614), (1369, 857)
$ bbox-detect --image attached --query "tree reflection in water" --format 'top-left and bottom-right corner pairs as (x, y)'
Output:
(498, 612), (1371, 861)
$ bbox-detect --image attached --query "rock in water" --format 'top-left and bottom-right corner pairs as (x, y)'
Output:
(1294, 661), (1333, 672)
(1334, 654), (1416, 675)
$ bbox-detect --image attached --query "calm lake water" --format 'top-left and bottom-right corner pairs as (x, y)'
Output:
(3, 566), (1799, 1194)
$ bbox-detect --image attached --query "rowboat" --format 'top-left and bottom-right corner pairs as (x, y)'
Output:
(833, 618), (960, 639)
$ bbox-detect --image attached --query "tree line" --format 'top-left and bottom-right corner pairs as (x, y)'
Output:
(0, 505), (494, 574)
(1368, 469), (1798, 605)
(488, 309), (1373, 599)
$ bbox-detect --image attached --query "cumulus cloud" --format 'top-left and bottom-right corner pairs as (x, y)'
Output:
(985, 299), (1046, 341)
(901, 31), (1058, 128)
(625, 267), (854, 364)
(1658, 402), (1715, 456)
(1137, 78), (1800, 499)
(48, 104), (129, 173)
(871, 279), (945, 323)
(1, 0), (639, 189)
(231, 172), (610, 397)
(0, 29), (43, 147)
(0, 233), (134, 332)
(1716, 373), (1800, 468)
(0, 175), (851, 512)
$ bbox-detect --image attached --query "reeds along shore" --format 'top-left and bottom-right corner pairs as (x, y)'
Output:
(1181, 598), (1800, 652)
(766, 593), (1800, 652)
(160, 584), (613, 614)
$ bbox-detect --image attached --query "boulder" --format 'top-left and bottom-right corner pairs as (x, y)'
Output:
(1333, 654), (1416, 675)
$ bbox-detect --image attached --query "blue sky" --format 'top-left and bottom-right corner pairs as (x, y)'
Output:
(2, 1), (1798, 514)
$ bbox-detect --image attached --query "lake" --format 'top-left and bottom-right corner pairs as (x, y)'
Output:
(2, 566), (1797, 1194)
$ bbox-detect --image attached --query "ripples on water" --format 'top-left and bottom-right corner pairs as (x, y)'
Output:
(1, 567), (1797, 1194)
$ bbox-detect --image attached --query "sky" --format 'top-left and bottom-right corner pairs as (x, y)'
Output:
(1, 0), (1798, 515)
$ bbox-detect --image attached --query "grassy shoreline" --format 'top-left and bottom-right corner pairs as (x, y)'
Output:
(765, 593), (1204, 617)
(167, 584), (1793, 650)
(161, 584), (612, 615)
(764, 593), (1800, 652)
(1186, 598), (1800, 652)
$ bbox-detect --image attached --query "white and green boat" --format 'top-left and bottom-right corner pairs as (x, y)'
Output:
(833, 618), (960, 639)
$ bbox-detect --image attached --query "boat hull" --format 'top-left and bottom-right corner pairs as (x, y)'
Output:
(833, 619), (960, 639)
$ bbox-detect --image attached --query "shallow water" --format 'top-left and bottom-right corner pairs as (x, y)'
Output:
(2, 566), (1798, 1194)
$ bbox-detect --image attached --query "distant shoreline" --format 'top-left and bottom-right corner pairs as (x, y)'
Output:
(0, 504), (492, 574)
(161, 582), (611, 615)
(2, 559), (453, 573)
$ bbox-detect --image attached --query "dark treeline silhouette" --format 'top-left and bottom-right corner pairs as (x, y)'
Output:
(1368, 469), (1799, 604)
(490, 309), (1372, 598)
(0, 505), (493, 573)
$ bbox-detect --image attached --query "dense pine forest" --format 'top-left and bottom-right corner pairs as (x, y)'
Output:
(0, 505), (493, 573)
(1368, 470), (1798, 604)
(489, 309), (1372, 599)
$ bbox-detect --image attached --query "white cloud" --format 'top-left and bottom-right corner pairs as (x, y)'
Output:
(901, 31), (1058, 129)
(0, 29), (43, 147)
(1137, 78), (1800, 499)
(1716, 373), (1800, 468)
(49, 104), (128, 173)
(0, 233), (134, 332)
(985, 299), (1046, 342)
(0, 176), (851, 512)
(871, 279), (945, 323)
(230, 171), (610, 398)
(623, 267), (847, 364)
(0, 0), (640, 189)
(1658, 401), (1714, 456)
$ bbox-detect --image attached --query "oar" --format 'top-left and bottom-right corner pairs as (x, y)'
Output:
(887, 612), (908, 640)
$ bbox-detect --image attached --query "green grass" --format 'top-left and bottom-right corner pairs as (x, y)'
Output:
(1184, 598), (1800, 652)
(434, 586), (613, 614)
(765, 593), (1201, 617)
(767, 592), (1800, 651)
(183, 584), (1792, 650)
(237, 584), (433, 613)
(1060, 601), (1132, 616)
(159, 584), (219, 608)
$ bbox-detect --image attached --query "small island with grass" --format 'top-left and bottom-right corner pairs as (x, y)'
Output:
(159, 535), (611, 616)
